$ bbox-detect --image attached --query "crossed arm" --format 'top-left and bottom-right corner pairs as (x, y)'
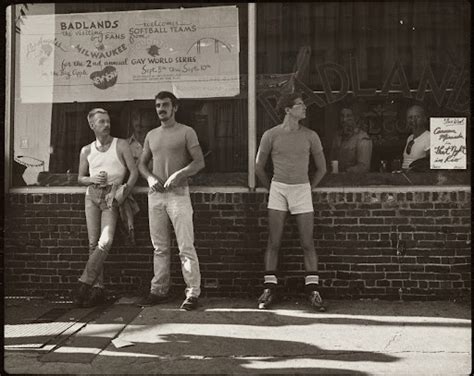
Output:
(255, 149), (327, 189)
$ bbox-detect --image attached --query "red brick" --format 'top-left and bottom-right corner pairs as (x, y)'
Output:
(434, 202), (459, 209)
(384, 217), (410, 224)
(359, 272), (385, 279)
(386, 272), (410, 279)
(334, 218), (358, 225)
(410, 218), (435, 225)
(4, 190), (471, 299)
(375, 264), (399, 272)
(409, 203), (433, 209)
(399, 210), (424, 216)
(349, 210), (371, 216)
(424, 210), (450, 217)
(412, 273), (437, 280)
(400, 264), (424, 272)
(436, 273), (462, 281)
(372, 210), (396, 217)
(360, 218), (384, 224)
(451, 264), (471, 272)
(41, 239), (58, 247)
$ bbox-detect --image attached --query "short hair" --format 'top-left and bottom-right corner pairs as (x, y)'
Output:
(339, 106), (361, 121)
(406, 105), (428, 129)
(407, 104), (426, 117)
(87, 108), (108, 124)
(155, 91), (178, 107)
(276, 92), (303, 116)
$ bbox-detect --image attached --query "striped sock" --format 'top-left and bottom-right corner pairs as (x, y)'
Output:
(264, 273), (278, 289)
(305, 274), (320, 292)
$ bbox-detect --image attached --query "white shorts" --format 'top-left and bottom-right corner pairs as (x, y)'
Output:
(267, 181), (314, 214)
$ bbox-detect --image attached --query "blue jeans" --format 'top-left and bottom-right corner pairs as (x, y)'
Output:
(148, 186), (201, 298)
(79, 185), (118, 288)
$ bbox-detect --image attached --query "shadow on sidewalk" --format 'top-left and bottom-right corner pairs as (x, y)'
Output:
(4, 298), (471, 374)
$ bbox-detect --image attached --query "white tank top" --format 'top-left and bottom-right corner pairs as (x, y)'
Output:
(87, 137), (126, 185)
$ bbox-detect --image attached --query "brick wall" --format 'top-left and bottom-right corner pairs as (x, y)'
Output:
(4, 189), (471, 301)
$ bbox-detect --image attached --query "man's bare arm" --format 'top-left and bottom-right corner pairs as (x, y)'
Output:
(118, 139), (138, 193)
(311, 150), (327, 188)
(255, 149), (271, 190)
(77, 145), (106, 186)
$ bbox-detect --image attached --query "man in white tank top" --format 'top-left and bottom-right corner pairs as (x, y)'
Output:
(74, 108), (138, 308)
(138, 91), (205, 311)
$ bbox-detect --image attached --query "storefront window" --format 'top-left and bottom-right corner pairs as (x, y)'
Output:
(256, 2), (470, 177)
(10, 3), (248, 187)
(8, 2), (470, 188)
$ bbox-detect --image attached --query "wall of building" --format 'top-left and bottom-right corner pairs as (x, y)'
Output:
(4, 188), (471, 301)
(13, 4), (55, 182)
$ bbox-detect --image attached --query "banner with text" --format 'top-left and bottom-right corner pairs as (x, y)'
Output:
(20, 6), (240, 103)
(430, 118), (466, 169)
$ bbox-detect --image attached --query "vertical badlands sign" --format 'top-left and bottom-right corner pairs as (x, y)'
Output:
(20, 6), (240, 102)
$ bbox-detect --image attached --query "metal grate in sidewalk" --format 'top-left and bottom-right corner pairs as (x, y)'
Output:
(39, 304), (143, 364)
(4, 304), (109, 349)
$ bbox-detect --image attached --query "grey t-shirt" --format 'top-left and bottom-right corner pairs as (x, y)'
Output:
(258, 125), (324, 184)
(148, 123), (200, 187)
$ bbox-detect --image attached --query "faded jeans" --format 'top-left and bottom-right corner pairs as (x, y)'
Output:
(78, 185), (118, 288)
(148, 186), (201, 298)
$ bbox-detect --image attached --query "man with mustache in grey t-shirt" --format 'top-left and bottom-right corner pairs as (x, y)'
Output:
(138, 91), (205, 311)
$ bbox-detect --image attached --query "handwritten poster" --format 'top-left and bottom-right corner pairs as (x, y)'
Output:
(430, 118), (466, 169)
(20, 6), (240, 103)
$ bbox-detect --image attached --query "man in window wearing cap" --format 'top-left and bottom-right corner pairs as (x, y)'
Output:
(255, 92), (327, 311)
(74, 108), (138, 307)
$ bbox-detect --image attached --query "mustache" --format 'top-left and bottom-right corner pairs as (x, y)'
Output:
(158, 111), (167, 115)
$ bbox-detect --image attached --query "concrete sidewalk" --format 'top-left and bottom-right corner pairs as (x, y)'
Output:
(4, 296), (472, 375)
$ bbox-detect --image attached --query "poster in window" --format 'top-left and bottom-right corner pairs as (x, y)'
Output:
(19, 6), (240, 103)
(430, 118), (466, 169)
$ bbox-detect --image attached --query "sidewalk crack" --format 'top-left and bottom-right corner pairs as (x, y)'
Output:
(384, 329), (403, 351)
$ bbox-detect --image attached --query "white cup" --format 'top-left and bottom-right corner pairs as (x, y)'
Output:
(331, 160), (339, 174)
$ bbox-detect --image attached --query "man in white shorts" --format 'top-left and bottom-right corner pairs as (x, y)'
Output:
(255, 92), (327, 311)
